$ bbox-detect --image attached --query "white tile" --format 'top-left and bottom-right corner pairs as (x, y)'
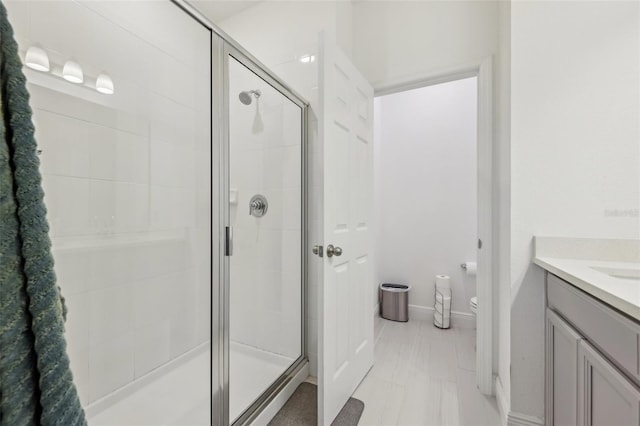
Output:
(89, 284), (133, 345)
(114, 182), (149, 233)
(354, 319), (500, 426)
(455, 327), (477, 372)
(169, 309), (197, 359)
(52, 249), (91, 295)
(67, 344), (90, 407)
(150, 185), (194, 230)
(282, 145), (301, 189)
(282, 188), (302, 230)
(88, 245), (137, 291)
(63, 292), (90, 351)
(441, 380), (461, 426)
(34, 110), (90, 178)
(133, 274), (172, 328)
(134, 320), (171, 378)
(396, 374), (441, 426)
(41, 175), (90, 237)
(89, 124), (149, 184)
(89, 331), (134, 402)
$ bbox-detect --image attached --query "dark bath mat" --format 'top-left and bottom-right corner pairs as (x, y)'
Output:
(268, 382), (365, 426)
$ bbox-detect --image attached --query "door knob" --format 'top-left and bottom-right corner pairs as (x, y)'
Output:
(312, 245), (323, 257)
(326, 244), (343, 258)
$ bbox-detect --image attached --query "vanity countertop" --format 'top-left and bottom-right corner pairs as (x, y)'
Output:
(533, 237), (640, 321)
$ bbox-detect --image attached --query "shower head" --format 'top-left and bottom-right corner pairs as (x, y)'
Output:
(239, 89), (261, 105)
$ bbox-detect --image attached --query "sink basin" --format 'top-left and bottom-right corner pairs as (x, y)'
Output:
(591, 266), (640, 281)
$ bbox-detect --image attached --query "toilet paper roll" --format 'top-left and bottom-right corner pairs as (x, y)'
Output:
(465, 262), (477, 276)
(435, 275), (450, 290)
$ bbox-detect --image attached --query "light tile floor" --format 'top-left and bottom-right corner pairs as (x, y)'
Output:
(353, 316), (500, 426)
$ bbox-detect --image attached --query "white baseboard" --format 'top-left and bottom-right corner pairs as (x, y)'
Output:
(495, 376), (509, 426)
(408, 304), (476, 329)
(507, 412), (544, 426)
(250, 361), (310, 425)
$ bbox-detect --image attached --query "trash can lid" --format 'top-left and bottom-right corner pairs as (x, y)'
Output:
(380, 283), (410, 291)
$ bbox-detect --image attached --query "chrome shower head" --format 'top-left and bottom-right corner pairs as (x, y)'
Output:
(239, 89), (261, 105)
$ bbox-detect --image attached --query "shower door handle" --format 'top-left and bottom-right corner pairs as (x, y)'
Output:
(225, 226), (233, 256)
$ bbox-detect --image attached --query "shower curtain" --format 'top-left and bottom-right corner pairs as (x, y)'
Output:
(0, 2), (86, 425)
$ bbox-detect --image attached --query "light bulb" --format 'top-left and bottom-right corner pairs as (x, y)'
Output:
(96, 73), (114, 95)
(25, 46), (50, 72)
(63, 60), (83, 84)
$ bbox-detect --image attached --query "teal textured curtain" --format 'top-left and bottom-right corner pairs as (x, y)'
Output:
(0, 1), (86, 424)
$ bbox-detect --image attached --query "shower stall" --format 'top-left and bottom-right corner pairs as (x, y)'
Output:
(5, 0), (308, 424)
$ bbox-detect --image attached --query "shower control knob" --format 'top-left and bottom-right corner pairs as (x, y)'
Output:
(249, 194), (268, 217)
(326, 244), (343, 258)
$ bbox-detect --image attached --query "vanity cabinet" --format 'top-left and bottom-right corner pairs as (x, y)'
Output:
(577, 340), (640, 426)
(546, 272), (640, 426)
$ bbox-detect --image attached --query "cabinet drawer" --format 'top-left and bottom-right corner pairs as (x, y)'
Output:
(547, 273), (640, 383)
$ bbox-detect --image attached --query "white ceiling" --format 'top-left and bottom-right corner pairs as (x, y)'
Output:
(189, 1), (263, 24)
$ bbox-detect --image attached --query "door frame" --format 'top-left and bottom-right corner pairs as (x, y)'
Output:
(374, 57), (495, 395)
(221, 43), (310, 425)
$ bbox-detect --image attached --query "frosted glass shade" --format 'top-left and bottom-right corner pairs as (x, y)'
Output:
(96, 73), (114, 94)
(63, 60), (83, 83)
(25, 46), (50, 72)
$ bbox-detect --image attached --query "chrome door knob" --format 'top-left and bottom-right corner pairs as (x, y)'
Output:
(312, 245), (323, 257)
(326, 244), (343, 257)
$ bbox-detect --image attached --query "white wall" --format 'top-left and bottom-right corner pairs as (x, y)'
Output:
(374, 78), (478, 315)
(6, 0), (211, 407)
(353, 1), (499, 90)
(510, 1), (640, 420)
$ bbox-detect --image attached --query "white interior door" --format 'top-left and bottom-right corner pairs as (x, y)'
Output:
(318, 31), (375, 425)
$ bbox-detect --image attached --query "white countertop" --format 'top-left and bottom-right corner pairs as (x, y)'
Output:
(534, 256), (640, 320)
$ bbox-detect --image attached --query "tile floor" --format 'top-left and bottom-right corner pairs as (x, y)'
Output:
(352, 316), (501, 426)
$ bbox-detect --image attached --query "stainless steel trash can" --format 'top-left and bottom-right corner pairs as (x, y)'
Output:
(379, 283), (410, 322)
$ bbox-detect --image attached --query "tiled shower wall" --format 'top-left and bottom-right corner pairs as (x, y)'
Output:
(228, 57), (302, 360)
(6, 1), (211, 406)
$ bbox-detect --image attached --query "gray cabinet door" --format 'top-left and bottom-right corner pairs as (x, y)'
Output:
(547, 308), (583, 426)
(578, 340), (640, 426)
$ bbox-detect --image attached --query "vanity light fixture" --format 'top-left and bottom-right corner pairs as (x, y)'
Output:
(96, 73), (114, 95)
(25, 46), (50, 72)
(62, 60), (83, 84)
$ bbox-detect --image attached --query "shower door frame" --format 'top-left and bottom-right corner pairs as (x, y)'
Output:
(221, 44), (309, 426)
(169, 2), (310, 425)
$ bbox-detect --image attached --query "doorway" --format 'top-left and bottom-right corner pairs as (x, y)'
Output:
(370, 60), (495, 396)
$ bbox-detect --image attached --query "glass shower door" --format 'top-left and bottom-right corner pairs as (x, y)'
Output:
(5, 1), (214, 424)
(226, 51), (304, 423)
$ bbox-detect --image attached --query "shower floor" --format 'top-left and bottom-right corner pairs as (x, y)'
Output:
(229, 342), (295, 422)
(88, 342), (294, 425)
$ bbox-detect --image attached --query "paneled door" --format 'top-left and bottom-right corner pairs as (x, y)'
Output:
(318, 31), (374, 425)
